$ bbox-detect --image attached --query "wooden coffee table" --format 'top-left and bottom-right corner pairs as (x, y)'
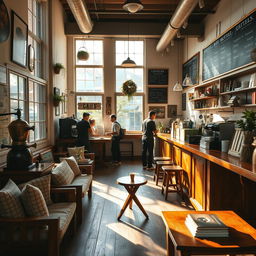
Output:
(162, 211), (256, 256)
(117, 176), (148, 220)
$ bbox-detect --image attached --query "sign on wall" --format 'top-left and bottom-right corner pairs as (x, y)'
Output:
(78, 102), (101, 110)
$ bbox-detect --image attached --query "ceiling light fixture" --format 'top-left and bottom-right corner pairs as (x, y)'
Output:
(183, 36), (193, 87)
(173, 41), (183, 92)
(121, 23), (136, 67)
(123, 0), (143, 14)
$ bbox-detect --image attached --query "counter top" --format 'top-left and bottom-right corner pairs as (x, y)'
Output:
(157, 133), (256, 182)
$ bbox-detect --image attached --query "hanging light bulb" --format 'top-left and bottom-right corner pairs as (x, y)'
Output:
(121, 57), (136, 67)
(123, 0), (143, 13)
(173, 81), (183, 91)
(183, 74), (193, 86)
(121, 23), (136, 67)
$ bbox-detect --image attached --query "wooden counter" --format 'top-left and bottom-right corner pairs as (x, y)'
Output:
(157, 133), (256, 225)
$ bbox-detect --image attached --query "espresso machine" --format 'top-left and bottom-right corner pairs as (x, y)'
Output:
(0, 109), (36, 170)
(200, 122), (235, 150)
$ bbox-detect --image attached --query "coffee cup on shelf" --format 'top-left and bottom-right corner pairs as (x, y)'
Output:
(130, 173), (135, 182)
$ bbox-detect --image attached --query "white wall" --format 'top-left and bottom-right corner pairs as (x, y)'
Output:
(182, 0), (256, 122)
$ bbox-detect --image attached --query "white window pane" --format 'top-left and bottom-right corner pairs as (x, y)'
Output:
(10, 73), (18, 99)
(76, 68), (103, 92)
(116, 96), (143, 131)
(35, 122), (40, 140)
(39, 122), (46, 139)
(19, 77), (26, 100)
(35, 103), (39, 121)
(29, 81), (34, 101)
(29, 123), (35, 142)
(29, 102), (35, 121)
(116, 68), (143, 92)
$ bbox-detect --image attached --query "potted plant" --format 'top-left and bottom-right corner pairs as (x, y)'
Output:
(122, 80), (137, 100)
(77, 48), (89, 61)
(53, 63), (64, 74)
(53, 94), (64, 107)
(237, 110), (256, 162)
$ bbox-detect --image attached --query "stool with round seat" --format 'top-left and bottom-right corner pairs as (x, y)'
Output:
(154, 160), (174, 186)
(153, 156), (172, 163)
(161, 165), (183, 200)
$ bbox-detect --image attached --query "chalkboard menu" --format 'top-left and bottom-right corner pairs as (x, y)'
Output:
(182, 53), (199, 85)
(148, 87), (168, 103)
(148, 69), (169, 85)
(203, 10), (256, 81)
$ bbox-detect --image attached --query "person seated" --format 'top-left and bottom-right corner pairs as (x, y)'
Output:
(89, 119), (98, 138)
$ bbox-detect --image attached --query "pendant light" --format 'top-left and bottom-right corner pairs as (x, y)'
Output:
(121, 23), (136, 67)
(173, 38), (183, 92)
(182, 36), (193, 87)
(123, 0), (143, 14)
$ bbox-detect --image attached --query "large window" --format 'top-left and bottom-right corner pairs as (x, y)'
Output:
(75, 40), (104, 92)
(116, 96), (143, 131)
(28, 0), (44, 78)
(115, 40), (144, 131)
(9, 72), (46, 142)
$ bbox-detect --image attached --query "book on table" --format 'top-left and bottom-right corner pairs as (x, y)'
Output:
(185, 213), (229, 238)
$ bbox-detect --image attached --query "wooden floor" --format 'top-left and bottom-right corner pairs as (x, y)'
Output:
(62, 160), (192, 256)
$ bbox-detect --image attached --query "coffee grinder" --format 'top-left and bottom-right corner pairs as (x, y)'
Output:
(0, 109), (36, 170)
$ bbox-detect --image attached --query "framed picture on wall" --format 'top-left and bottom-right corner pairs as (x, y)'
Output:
(167, 105), (177, 118)
(148, 106), (165, 119)
(0, 64), (7, 85)
(11, 11), (28, 68)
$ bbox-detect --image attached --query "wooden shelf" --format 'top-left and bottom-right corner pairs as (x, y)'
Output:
(189, 96), (217, 102)
(193, 104), (256, 111)
(220, 87), (256, 95)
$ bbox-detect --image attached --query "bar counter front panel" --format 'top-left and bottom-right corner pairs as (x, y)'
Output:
(157, 133), (256, 225)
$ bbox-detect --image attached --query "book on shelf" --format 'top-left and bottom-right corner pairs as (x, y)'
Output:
(185, 214), (229, 238)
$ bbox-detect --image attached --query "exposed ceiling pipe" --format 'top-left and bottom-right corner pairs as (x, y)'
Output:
(66, 0), (93, 33)
(156, 0), (199, 52)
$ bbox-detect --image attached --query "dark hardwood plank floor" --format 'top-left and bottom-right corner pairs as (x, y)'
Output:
(62, 160), (192, 256)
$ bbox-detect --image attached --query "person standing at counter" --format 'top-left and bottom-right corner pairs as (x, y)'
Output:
(77, 112), (92, 152)
(107, 114), (121, 165)
(142, 111), (158, 170)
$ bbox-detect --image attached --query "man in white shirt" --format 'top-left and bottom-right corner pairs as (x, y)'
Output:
(107, 114), (121, 164)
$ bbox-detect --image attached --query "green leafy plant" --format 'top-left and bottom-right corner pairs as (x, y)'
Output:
(77, 50), (89, 61)
(53, 94), (64, 107)
(122, 80), (137, 100)
(53, 63), (64, 74)
(237, 110), (256, 131)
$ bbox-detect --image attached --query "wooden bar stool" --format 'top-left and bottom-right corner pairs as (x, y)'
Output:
(153, 156), (172, 163)
(154, 160), (174, 186)
(161, 165), (183, 200)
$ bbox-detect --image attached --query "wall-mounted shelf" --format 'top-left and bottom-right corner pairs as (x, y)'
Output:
(220, 87), (256, 95)
(193, 104), (256, 111)
(189, 96), (217, 102)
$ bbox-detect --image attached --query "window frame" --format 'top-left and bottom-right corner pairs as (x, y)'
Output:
(74, 38), (105, 122)
(115, 39), (145, 132)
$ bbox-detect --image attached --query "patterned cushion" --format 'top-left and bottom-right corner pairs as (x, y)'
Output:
(67, 146), (85, 161)
(19, 175), (52, 205)
(72, 174), (93, 196)
(21, 184), (49, 217)
(51, 161), (74, 186)
(60, 156), (81, 176)
(0, 179), (25, 218)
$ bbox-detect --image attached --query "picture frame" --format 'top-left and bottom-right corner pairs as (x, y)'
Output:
(182, 52), (199, 86)
(11, 11), (28, 68)
(167, 105), (177, 118)
(28, 44), (35, 72)
(148, 87), (168, 103)
(0, 64), (7, 85)
(148, 106), (165, 119)
(148, 69), (169, 85)
(0, 0), (10, 43)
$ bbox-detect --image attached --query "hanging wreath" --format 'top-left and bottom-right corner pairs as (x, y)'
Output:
(122, 80), (137, 99)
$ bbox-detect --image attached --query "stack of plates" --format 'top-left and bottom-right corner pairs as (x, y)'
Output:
(185, 213), (229, 238)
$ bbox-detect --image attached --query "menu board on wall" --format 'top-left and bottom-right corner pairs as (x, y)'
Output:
(148, 69), (169, 85)
(182, 53), (199, 85)
(203, 10), (256, 81)
(148, 87), (168, 103)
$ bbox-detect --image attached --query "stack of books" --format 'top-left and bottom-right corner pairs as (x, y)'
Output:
(185, 213), (229, 238)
